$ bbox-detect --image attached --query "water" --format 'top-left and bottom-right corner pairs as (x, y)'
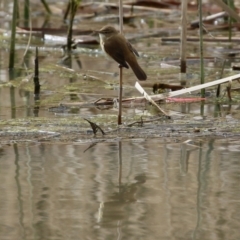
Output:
(0, 139), (239, 240)
(1, 0), (240, 120)
(1, 1), (240, 239)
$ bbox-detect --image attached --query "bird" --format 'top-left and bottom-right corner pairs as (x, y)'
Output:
(96, 25), (147, 81)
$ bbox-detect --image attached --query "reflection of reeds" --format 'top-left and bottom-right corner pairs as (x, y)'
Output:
(9, 0), (18, 69)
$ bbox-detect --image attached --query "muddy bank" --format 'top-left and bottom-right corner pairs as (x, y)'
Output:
(1, 116), (240, 145)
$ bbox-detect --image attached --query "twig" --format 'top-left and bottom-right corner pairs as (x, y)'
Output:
(191, 12), (228, 28)
(150, 73), (240, 100)
(127, 116), (164, 127)
(216, 59), (226, 97)
(84, 118), (105, 136)
(226, 84), (232, 101)
(135, 82), (170, 117)
(161, 36), (240, 43)
(214, 0), (240, 22)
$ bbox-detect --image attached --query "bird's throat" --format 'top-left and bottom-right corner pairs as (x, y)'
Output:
(99, 33), (107, 52)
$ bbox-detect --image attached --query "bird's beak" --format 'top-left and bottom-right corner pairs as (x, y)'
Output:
(91, 30), (99, 36)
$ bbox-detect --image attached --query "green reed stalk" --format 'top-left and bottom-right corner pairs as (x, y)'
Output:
(227, 0), (235, 41)
(41, 0), (52, 14)
(24, 0), (29, 27)
(9, 0), (18, 69)
(180, 0), (187, 73)
(67, 0), (81, 52)
(199, 0), (205, 97)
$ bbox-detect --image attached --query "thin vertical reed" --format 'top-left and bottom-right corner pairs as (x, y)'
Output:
(198, 0), (205, 97)
(180, 0), (187, 73)
(9, 0), (18, 69)
(118, 0), (123, 125)
(34, 47), (40, 96)
(24, 0), (29, 27)
(41, 0), (52, 14)
(67, 0), (81, 52)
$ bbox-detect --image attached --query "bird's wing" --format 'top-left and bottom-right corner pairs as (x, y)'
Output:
(127, 41), (139, 57)
(104, 40), (129, 69)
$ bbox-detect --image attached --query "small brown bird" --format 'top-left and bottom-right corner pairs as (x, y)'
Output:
(97, 25), (147, 81)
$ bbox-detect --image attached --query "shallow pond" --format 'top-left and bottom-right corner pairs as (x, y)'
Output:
(0, 1), (240, 240)
(0, 138), (240, 240)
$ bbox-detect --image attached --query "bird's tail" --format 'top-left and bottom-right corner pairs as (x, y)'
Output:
(127, 58), (147, 81)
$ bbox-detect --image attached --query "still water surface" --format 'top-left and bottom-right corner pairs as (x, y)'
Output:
(0, 139), (239, 240)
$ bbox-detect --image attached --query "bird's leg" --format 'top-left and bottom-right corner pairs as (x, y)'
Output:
(118, 64), (123, 125)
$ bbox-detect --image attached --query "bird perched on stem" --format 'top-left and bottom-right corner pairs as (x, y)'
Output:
(96, 25), (147, 81)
